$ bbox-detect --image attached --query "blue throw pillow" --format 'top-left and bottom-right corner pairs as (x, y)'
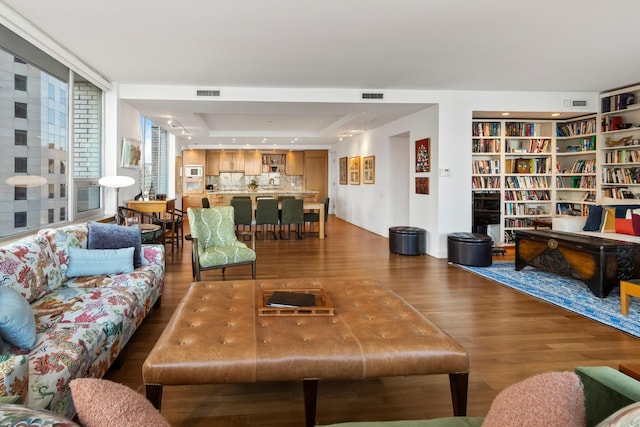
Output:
(583, 205), (604, 231)
(66, 247), (135, 277)
(87, 221), (142, 267)
(0, 287), (36, 350)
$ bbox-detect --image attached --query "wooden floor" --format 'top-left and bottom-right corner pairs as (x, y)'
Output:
(105, 216), (640, 426)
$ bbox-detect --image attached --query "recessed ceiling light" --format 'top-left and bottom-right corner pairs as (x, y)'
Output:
(501, 112), (510, 116)
(551, 113), (561, 117)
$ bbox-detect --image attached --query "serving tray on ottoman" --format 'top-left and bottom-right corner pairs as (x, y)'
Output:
(515, 229), (640, 297)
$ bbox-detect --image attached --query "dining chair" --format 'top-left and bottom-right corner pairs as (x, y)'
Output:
(255, 198), (279, 240)
(279, 198), (304, 240)
(230, 198), (253, 236)
(201, 197), (210, 208)
(187, 206), (256, 280)
(304, 197), (329, 237)
(152, 208), (184, 252)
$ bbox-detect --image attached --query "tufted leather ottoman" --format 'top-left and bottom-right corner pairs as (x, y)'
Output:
(143, 278), (469, 426)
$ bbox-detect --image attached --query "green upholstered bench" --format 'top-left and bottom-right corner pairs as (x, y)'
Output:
(322, 366), (640, 427)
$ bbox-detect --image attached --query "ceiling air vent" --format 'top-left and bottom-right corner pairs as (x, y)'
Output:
(361, 92), (384, 100)
(196, 89), (221, 97)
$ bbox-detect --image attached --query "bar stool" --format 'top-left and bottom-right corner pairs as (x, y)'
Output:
(620, 279), (640, 316)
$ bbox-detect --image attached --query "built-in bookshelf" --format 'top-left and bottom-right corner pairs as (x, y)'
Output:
(600, 84), (640, 201)
(554, 115), (597, 215)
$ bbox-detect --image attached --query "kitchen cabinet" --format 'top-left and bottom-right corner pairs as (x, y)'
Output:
(244, 151), (262, 176)
(219, 151), (245, 172)
(206, 150), (220, 176)
(183, 149), (205, 166)
(286, 151), (304, 175)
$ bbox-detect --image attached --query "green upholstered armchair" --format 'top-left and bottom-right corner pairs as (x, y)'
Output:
(187, 206), (256, 280)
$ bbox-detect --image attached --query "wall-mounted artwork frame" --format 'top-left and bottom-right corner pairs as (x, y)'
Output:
(349, 156), (360, 185)
(121, 138), (142, 168)
(363, 156), (375, 184)
(416, 177), (429, 195)
(415, 138), (430, 172)
(339, 157), (348, 185)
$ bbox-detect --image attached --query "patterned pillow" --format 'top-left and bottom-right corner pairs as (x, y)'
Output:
(0, 233), (60, 303)
(597, 401), (640, 426)
(482, 371), (585, 427)
(0, 403), (79, 426)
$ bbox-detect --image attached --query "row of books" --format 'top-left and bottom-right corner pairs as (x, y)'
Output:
(505, 122), (545, 137)
(505, 138), (551, 153)
(555, 176), (596, 189)
(603, 149), (640, 164)
(568, 159), (596, 174)
(556, 203), (589, 216)
(472, 138), (500, 153)
(505, 157), (551, 174)
(558, 136), (596, 152)
(602, 167), (640, 185)
(472, 122), (500, 137)
(505, 176), (550, 189)
(556, 118), (597, 137)
(504, 203), (549, 216)
(601, 116), (627, 132)
(472, 176), (500, 189)
(472, 159), (500, 174)
(504, 190), (550, 201)
(504, 218), (538, 227)
(602, 187), (639, 199)
(601, 93), (635, 113)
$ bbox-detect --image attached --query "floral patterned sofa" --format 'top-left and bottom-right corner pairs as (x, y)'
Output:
(0, 223), (164, 419)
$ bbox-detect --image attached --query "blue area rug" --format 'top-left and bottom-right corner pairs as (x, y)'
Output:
(456, 261), (640, 338)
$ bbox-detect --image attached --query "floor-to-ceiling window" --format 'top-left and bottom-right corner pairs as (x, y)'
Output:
(0, 24), (104, 239)
(140, 116), (168, 198)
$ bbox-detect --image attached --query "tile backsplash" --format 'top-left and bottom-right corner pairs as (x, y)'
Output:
(206, 172), (302, 191)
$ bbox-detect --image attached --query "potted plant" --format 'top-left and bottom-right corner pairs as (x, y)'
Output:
(248, 179), (258, 191)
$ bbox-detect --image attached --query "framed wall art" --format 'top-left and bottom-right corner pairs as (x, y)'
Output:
(415, 177), (429, 195)
(349, 156), (360, 185)
(121, 138), (142, 168)
(363, 155), (375, 184)
(415, 138), (430, 172)
(339, 157), (348, 185)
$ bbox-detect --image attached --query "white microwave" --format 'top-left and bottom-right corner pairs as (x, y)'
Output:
(185, 165), (203, 178)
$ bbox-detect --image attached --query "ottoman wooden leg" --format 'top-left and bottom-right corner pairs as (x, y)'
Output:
(303, 379), (319, 427)
(449, 372), (469, 416)
(145, 384), (164, 410)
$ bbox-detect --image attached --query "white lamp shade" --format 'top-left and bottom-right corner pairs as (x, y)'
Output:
(99, 175), (135, 188)
(6, 175), (47, 188)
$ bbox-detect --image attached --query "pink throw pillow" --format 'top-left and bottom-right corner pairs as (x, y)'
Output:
(70, 378), (171, 427)
(632, 214), (640, 236)
(482, 371), (585, 427)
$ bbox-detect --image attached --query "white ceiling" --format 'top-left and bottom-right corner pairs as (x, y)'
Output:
(2, 0), (639, 147)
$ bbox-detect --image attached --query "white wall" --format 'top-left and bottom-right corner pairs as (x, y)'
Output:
(331, 90), (599, 257)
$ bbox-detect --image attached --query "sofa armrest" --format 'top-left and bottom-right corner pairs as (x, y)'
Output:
(0, 354), (29, 404)
(575, 366), (640, 427)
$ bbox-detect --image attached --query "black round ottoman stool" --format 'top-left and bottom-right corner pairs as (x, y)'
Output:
(447, 232), (492, 266)
(389, 226), (426, 256)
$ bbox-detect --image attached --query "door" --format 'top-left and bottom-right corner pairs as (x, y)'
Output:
(303, 150), (328, 200)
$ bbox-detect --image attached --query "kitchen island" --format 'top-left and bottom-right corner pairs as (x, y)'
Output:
(205, 190), (319, 206)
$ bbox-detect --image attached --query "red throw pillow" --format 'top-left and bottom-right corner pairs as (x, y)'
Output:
(616, 218), (635, 236)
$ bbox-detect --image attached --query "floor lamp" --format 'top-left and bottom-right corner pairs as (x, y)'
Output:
(99, 175), (135, 208)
